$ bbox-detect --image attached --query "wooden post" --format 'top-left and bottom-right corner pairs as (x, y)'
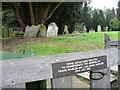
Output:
(51, 76), (72, 88)
(90, 34), (111, 89)
(118, 65), (120, 90)
(118, 38), (120, 90)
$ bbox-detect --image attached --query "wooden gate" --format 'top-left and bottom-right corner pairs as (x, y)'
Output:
(0, 34), (120, 90)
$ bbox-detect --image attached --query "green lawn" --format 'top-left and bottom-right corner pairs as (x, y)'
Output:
(15, 31), (119, 56)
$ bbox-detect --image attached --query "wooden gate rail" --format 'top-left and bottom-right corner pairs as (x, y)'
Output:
(0, 48), (119, 87)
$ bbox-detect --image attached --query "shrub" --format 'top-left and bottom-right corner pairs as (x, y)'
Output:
(109, 18), (120, 31)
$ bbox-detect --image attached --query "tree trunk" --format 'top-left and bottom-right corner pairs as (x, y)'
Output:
(10, 3), (26, 32)
(38, 5), (50, 24)
(28, 2), (35, 25)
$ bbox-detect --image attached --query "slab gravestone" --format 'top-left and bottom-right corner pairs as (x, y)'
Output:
(24, 25), (40, 38)
(47, 22), (58, 37)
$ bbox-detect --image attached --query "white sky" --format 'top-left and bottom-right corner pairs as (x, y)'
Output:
(89, 0), (119, 9)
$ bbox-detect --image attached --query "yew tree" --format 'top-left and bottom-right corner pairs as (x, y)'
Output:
(3, 2), (62, 32)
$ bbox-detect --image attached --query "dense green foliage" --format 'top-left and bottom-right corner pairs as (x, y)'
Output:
(2, 9), (18, 29)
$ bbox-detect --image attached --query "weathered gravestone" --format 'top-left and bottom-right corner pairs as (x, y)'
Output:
(37, 24), (46, 37)
(24, 25), (40, 38)
(9, 28), (14, 37)
(97, 25), (101, 32)
(47, 22), (58, 37)
(105, 26), (108, 31)
(63, 25), (69, 34)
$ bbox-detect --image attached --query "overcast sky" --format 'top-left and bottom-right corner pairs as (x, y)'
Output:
(89, 0), (119, 9)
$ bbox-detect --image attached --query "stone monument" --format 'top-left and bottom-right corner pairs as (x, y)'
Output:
(24, 25), (40, 38)
(97, 25), (101, 32)
(47, 22), (58, 37)
(63, 25), (69, 34)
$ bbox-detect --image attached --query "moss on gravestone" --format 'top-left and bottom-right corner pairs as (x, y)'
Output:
(39, 24), (46, 31)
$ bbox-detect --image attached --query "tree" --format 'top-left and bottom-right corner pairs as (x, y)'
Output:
(92, 9), (99, 32)
(117, 0), (120, 20)
(104, 9), (113, 30)
(48, 2), (89, 34)
(109, 18), (120, 31)
(83, 6), (93, 33)
(2, 9), (19, 29)
(98, 10), (106, 30)
(3, 2), (62, 32)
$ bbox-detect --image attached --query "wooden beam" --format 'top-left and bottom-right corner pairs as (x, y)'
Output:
(1, 0), (87, 2)
(1, 48), (119, 87)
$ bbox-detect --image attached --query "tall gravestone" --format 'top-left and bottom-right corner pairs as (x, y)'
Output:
(47, 22), (58, 37)
(37, 24), (46, 37)
(97, 25), (101, 32)
(24, 25), (40, 38)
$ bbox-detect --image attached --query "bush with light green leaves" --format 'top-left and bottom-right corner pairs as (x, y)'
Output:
(109, 18), (120, 31)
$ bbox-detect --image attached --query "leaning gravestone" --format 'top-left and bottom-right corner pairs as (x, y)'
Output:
(47, 22), (58, 37)
(97, 25), (101, 32)
(37, 24), (46, 37)
(63, 25), (69, 34)
(24, 25), (40, 38)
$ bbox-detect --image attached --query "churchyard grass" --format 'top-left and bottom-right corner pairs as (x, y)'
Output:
(15, 31), (119, 56)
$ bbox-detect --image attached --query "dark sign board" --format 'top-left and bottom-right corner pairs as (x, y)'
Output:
(52, 55), (107, 78)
